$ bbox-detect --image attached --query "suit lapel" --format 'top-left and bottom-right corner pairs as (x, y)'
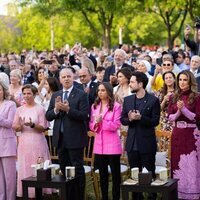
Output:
(67, 87), (76, 103)
(139, 93), (150, 114)
(101, 104), (109, 119)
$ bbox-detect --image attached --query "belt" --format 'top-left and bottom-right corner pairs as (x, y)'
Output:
(176, 121), (196, 129)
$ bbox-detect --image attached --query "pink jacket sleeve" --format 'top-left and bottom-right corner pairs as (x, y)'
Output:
(89, 105), (100, 132)
(0, 102), (16, 128)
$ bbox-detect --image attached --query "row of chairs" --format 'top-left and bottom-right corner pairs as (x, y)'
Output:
(46, 129), (171, 200)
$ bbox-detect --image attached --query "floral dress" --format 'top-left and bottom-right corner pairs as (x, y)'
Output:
(168, 90), (200, 199)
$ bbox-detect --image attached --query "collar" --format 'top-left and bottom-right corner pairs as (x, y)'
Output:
(63, 85), (73, 94)
(190, 68), (198, 75)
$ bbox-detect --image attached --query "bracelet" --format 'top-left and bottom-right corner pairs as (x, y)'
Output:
(30, 123), (35, 128)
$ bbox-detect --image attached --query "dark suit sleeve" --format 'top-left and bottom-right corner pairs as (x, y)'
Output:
(139, 97), (160, 127)
(103, 67), (110, 82)
(120, 98), (136, 126)
(45, 92), (61, 121)
(68, 92), (89, 121)
(184, 37), (196, 51)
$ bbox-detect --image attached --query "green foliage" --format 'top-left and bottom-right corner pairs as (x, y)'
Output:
(1, 0), (200, 51)
(0, 16), (20, 52)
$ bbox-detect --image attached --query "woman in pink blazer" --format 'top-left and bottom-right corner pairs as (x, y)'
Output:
(89, 82), (122, 200)
(0, 75), (17, 200)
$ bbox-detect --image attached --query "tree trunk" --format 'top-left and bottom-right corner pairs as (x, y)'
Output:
(102, 25), (111, 49)
(50, 17), (54, 50)
(167, 24), (173, 50)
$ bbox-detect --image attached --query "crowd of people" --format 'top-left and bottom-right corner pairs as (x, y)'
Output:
(0, 26), (200, 200)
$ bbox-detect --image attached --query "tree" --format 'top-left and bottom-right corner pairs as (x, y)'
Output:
(186, 0), (200, 23)
(59, 0), (141, 49)
(144, 0), (188, 49)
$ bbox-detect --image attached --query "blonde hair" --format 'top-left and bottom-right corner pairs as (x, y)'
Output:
(10, 69), (22, 85)
(0, 81), (10, 100)
(81, 57), (95, 75)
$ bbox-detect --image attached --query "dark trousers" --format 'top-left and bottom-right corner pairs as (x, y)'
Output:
(95, 154), (121, 200)
(58, 147), (85, 200)
(127, 151), (156, 200)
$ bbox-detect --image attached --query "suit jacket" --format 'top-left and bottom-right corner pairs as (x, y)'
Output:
(74, 81), (84, 91)
(121, 93), (160, 154)
(184, 37), (200, 56)
(89, 102), (122, 155)
(103, 63), (134, 83)
(88, 81), (98, 107)
(0, 100), (17, 157)
(46, 86), (89, 149)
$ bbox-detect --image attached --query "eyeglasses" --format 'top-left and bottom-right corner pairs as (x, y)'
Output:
(79, 75), (87, 78)
(162, 63), (171, 67)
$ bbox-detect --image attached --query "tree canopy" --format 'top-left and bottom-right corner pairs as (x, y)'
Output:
(0, 0), (200, 52)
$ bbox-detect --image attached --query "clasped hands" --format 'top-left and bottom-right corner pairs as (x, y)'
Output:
(177, 100), (184, 111)
(128, 110), (141, 121)
(14, 117), (34, 132)
(55, 96), (70, 113)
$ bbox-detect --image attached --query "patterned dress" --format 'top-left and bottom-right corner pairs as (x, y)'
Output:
(168, 90), (200, 199)
(155, 90), (174, 132)
(13, 103), (50, 198)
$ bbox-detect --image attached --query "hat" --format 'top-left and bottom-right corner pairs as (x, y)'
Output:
(0, 72), (9, 90)
(139, 60), (151, 72)
(72, 65), (80, 72)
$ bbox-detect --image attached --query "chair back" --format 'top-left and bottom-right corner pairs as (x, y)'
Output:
(155, 129), (172, 160)
(45, 131), (58, 161)
(84, 131), (95, 166)
(120, 130), (128, 165)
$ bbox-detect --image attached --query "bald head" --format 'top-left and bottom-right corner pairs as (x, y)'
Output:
(190, 55), (200, 70)
(79, 67), (92, 84)
(114, 49), (127, 67)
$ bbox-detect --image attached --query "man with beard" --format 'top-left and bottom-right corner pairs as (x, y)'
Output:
(103, 48), (134, 86)
(121, 71), (160, 200)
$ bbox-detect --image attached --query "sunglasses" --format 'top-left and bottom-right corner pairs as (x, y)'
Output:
(162, 63), (171, 67)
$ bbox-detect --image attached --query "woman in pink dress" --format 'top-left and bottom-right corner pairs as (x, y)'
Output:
(168, 70), (200, 199)
(9, 69), (23, 107)
(0, 73), (17, 200)
(89, 82), (122, 200)
(12, 84), (50, 198)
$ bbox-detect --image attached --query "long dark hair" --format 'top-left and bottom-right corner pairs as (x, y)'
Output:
(160, 71), (176, 95)
(173, 70), (198, 104)
(93, 82), (114, 111)
(47, 77), (60, 93)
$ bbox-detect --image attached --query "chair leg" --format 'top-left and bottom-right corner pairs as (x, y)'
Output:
(93, 173), (100, 200)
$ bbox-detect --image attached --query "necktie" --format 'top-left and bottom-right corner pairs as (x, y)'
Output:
(61, 91), (68, 133)
(63, 91), (68, 102)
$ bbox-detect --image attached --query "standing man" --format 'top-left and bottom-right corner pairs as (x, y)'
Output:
(121, 71), (160, 200)
(79, 67), (98, 108)
(46, 68), (89, 200)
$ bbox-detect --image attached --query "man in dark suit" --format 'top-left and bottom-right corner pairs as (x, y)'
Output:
(78, 67), (98, 107)
(103, 48), (134, 86)
(46, 68), (89, 200)
(121, 71), (160, 200)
